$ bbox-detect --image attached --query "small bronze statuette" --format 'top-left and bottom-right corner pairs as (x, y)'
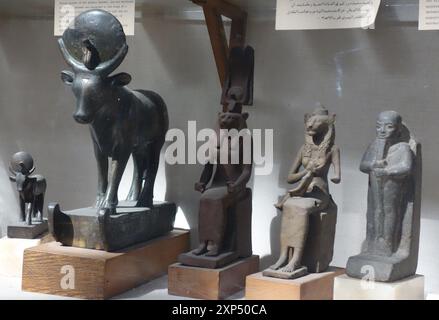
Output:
(8, 152), (48, 239)
(264, 105), (341, 279)
(49, 10), (176, 251)
(346, 111), (422, 282)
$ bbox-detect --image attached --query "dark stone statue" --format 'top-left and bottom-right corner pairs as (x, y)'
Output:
(59, 10), (167, 210)
(49, 10), (176, 251)
(346, 111), (422, 282)
(179, 46), (255, 269)
(264, 105), (341, 279)
(8, 152), (48, 239)
(179, 111), (253, 269)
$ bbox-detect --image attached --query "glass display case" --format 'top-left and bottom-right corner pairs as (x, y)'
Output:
(0, 0), (437, 302)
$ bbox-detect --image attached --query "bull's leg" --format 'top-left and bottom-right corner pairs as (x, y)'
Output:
(93, 142), (108, 208)
(101, 152), (130, 211)
(138, 140), (164, 208)
(19, 197), (26, 222)
(36, 194), (44, 222)
(27, 200), (34, 225)
(126, 153), (144, 202)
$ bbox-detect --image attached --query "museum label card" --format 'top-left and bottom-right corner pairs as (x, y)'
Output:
(54, 0), (135, 36)
(419, 0), (439, 30)
(275, 0), (381, 30)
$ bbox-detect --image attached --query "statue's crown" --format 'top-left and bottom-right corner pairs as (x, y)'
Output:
(312, 103), (329, 116)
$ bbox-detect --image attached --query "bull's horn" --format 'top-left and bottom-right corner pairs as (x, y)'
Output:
(28, 166), (36, 175)
(58, 38), (89, 73)
(95, 43), (128, 76)
(8, 166), (17, 181)
(9, 165), (17, 175)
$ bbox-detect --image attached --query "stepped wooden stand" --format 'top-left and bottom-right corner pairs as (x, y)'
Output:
(22, 229), (189, 299)
(245, 267), (345, 300)
(168, 255), (259, 300)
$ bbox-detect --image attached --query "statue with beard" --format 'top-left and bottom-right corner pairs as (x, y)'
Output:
(346, 111), (422, 282)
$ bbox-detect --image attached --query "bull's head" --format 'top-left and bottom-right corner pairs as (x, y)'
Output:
(59, 38), (131, 124)
(9, 162), (35, 192)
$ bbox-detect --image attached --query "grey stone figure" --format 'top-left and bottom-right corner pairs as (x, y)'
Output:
(8, 152), (48, 239)
(263, 105), (341, 279)
(346, 111), (422, 282)
(49, 10), (176, 251)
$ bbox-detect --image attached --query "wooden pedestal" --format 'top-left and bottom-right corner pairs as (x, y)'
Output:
(245, 267), (345, 300)
(22, 229), (189, 299)
(168, 255), (259, 300)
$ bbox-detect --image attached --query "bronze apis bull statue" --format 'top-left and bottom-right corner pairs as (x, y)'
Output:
(58, 10), (169, 211)
(8, 152), (46, 225)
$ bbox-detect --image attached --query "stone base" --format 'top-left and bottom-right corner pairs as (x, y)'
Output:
(22, 229), (189, 299)
(48, 201), (176, 251)
(0, 237), (43, 277)
(346, 252), (417, 282)
(262, 266), (308, 279)
(179, 250), (245, 269)
(168, 255), (259, 300)
(334, 274), (425, 300)
(7, 220), (48, 239)
(246, 267), (344, 300)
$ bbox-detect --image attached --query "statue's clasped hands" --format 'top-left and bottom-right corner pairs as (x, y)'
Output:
(195, 182), (206, 193)
(372, 160), (388, 177)
(227, 181), (241, 194)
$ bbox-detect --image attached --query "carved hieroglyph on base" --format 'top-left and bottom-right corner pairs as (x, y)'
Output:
(49, 10), (175, 251)
(8, 152), (48, 239)
(264, 105), (341, 279)
(346, 111), (422, 282)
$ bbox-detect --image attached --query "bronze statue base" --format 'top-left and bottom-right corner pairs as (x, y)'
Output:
(48, 201), (176, 251)
(7, 220), (48, 239)
(262, 266), (308, 280)
(179, 250), (244, 269)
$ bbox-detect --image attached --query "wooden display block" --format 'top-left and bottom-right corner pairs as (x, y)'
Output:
(22, 229), (189, 299)
(168, 255), (259, 300)
(245, 267), (345, 300)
